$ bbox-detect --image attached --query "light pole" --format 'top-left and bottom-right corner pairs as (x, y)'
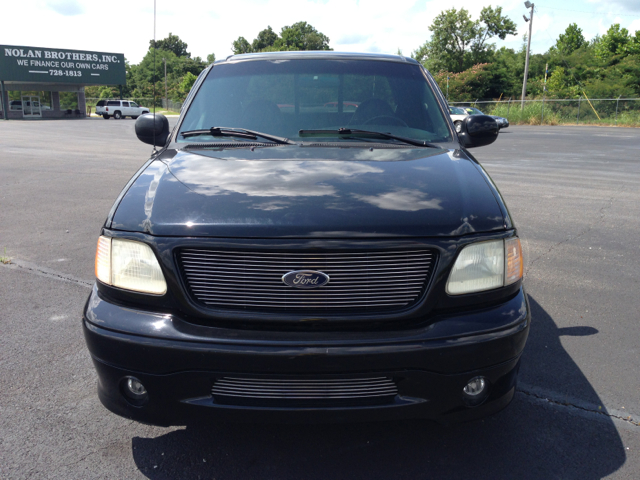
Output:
(163, 58), (168, 111)
(521, 1), (534, 110)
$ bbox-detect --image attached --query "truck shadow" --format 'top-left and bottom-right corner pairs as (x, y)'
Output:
(131, 295), (626, 479)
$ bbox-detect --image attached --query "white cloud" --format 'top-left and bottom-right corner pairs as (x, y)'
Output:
(45, 0), (84, 16)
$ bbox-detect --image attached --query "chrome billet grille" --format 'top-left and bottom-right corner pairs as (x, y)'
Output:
(212, 377), (397, 405)
(179, 249), (436, 313)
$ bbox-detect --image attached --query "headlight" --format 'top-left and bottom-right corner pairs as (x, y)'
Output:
(446, 238), (523, 295)
(94, 236), (167, 295)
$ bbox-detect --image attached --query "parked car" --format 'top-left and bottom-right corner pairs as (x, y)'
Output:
(448, 105), (469, 132)
(84, 52), (527, 427)
(95, 100), (149, 119)
(463, 107), (509, 129)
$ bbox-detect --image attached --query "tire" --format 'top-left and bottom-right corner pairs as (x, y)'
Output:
(113, 111), (122, 119)
(103, 114), (110, 119)
(132, 116), (139, 120)
(454, 121), (462, 133)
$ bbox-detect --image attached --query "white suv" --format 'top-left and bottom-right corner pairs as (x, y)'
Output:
(96, 100), (149, 120)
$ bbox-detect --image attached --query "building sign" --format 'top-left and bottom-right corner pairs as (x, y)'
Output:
(0, 45), (126, 85)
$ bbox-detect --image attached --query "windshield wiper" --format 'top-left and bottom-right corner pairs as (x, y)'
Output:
(298, 128), (439, 148)
(181, 127), (295, 145)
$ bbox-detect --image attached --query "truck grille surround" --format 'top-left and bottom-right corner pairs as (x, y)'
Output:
(178, 248), (436, 313)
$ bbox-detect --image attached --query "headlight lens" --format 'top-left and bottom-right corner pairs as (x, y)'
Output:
(94, 236), (167, 295)
(446, 238), (523, 295)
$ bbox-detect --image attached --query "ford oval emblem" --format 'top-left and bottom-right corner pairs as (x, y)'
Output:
(282, 270), (330, 289)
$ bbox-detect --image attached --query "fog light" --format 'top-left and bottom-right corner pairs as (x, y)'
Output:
(462, 376), (488, 406)
(121, 376), (148, 406)
(127, 378), (147, 396)
(463, 377), (486, 396)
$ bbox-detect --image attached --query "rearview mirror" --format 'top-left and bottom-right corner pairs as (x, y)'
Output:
(135, 113), (170, 146)
(457, 115), (498, 148)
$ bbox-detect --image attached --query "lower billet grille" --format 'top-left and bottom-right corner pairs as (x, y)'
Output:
(179, 249), (436, 313)
(212, 377), (398, 407)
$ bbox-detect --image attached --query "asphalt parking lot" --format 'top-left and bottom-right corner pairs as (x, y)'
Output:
(1, 119), (639, 479)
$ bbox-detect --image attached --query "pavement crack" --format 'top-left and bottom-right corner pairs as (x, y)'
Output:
(517, 387), (640, 426)
(0, 258), (92, 289)
(525, 187), (623, 276)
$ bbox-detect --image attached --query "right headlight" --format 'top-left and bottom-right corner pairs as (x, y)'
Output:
(94, 236), (167, 295)
(446, 237), (523, 295)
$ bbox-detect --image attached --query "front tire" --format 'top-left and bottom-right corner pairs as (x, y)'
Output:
(454, 121), (462, 133)
(113, 111), (122, 120)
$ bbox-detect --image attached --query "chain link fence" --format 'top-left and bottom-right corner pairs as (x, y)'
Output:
(450, 98), (640, 127)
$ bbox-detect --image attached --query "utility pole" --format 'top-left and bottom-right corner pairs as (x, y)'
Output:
(162, 58), (168, 111)
(521, 1), (534, 109)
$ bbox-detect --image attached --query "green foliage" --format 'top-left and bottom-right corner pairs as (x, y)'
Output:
(553, 23), (586, 55)
(433, 64), (496, 101)
(232, 22), (332, 54)
(127, 48), (207, 103)
(252, 26), (279, 51)
(232, 37), (252, 55)
(277, 22), (332, 51)
(150, 32), (190, 58)
(179, 72), (198, 97)
(413, 6), (516, 73)
(207, 53), (216, 64)
(595, 24), (630, 58)
(415, 9), (640, 104)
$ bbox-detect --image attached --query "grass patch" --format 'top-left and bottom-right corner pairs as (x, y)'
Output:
(0, 247), (11, 264)
(480, 101), (640, 128)
(154, 110), (181, 116)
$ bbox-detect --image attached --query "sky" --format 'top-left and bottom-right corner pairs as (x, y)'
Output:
(2, 0), (639, 64)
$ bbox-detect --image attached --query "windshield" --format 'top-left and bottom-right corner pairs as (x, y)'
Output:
(178, 59), (452, 144)
(465, 107), (483, 115)
(449, 106), (467, 115)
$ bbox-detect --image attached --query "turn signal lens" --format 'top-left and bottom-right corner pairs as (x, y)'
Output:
(111, 239), (167, 295)
(95, 236), (111, 284)
(505, 237), (523, 285)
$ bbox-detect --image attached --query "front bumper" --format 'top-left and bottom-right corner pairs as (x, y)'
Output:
(83, 286), (530, 426)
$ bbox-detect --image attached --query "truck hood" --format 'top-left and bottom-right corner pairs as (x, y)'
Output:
(110, 145), (506, 238)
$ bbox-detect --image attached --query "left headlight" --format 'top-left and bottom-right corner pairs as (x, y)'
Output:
(94, 236), (167, 295)
(446, 237), (523, 295)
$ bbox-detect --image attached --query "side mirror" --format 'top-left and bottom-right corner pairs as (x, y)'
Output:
(457, 115), (498, 148)
(135, 113), (170, 146)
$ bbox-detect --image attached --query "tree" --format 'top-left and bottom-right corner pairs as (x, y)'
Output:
(179, 72), (198, 97)
(413, 7), (516, 73)
(150, 33), (190, 58)
(626, 30), (640, 56)
(553, 23), (586, 55)
(232, 22), (332, 54)
(232, 37), (252, 54)
(277, 22), (332, 51)
(207, 53), (216, 64)
(252, 26), (278, 52)
(595, 24), (630, 58)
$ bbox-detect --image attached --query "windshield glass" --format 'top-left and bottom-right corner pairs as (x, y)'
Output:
(178, 59), (452, 144)
(449, 106), (467, 115)
(465, 107), (483, 115)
